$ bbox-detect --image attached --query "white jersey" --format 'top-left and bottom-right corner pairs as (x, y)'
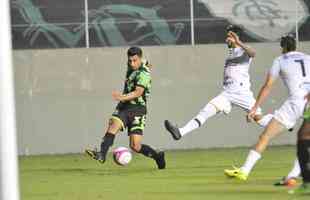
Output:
(269, 51), (310, 98)
(223, 47), (252, 92)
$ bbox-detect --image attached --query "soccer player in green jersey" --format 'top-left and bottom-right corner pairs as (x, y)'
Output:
(85, 47), (166, 169)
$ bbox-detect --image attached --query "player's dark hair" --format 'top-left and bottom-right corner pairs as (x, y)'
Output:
(127, 46), (143, 57)
(280, 34), (296, 52)
(226, 24), (243, 36)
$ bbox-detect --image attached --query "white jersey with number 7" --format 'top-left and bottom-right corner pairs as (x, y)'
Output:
(269, 51), (310, 98)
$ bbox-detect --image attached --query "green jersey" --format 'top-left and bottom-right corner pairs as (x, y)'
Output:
(117, 62), (151, 110)
(304, 103), (310, 121)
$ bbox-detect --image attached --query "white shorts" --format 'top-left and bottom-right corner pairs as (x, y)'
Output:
(209, 90), (262, 115)
(273, 98), (307, 129)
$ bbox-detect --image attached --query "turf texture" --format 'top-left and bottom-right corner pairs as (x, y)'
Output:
(20, 146), (309, 200)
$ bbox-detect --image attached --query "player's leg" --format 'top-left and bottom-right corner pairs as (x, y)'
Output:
(252, 103), (298, 186)
(164, 93), (231, 140)
(164, 103), (219, 140)
(98, 118), (123, 160)
(296, 119), (310, 191)
(254, 113), (295, 132)
(289, 119), (310, 194)
(253, 113), (274, 128)
(275, 152), (300, 186)
(231, 91), (297, 180)
(129, 134), (165, 169)
(225, 118), (285, 180)
(229, 90), (273, 128)
(285, 159), (301, 179)
(85, 114), (125, 163)
(225, 99), (304, 180)
(128, 111), (166, 169)
(276, 103), (308, 187)
(255, 119), (285, 152)
(243, 118), (285, 174)
(274, 158), (300, 186)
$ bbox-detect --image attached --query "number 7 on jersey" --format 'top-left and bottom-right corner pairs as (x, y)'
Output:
(295, 59), (306, 77)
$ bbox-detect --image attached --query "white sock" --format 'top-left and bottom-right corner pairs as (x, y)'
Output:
(257, 114), (273, 128)
(179, 103), (217, 136)
(286, 158), (301, 179)
(240, 150), (262, 175)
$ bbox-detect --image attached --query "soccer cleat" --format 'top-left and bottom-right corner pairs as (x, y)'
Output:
(274, 177), (298, 187)
(288, 183), (310, 195)
(85, 149), (105, 163)
(155, 151), (166, 170)
(224, 166), (248, 181)
(164, 120), (182, 140)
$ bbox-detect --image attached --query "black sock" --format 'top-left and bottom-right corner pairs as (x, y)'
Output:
(100, 133), (115, 159)
(139, 144), (159, 160)
(297, 140), (310, 183)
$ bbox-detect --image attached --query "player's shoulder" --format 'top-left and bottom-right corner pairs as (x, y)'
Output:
(233, 47), (244, 54)
(141, 66), (151, 74)
(300, 52), (310, 60)
(138, 66), (151, 79)
(282, 51), (307, 59)
(142, 59), (152, 72)
(139, 61), (151, 75)
(275, 51), (299, 62)
(273, 55), (283, 63)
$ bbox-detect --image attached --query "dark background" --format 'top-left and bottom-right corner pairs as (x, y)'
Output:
(11, 0), (310, 49)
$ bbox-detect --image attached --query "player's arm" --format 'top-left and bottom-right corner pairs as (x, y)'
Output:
(228, 31), (256, 57)
(248, 59), (280, 119)
(247, 74), (275, 120)
(251, 74), (275, 111)
(238, 42), (256, 58)
(112, 71), (150, 102)
(112, 86), (144, 102)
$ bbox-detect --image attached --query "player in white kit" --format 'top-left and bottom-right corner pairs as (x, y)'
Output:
(164, 25), (273, 141)
(225, 34), (310, 183)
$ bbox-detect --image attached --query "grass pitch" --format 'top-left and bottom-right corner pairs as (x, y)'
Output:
(20, 146), (309, 200)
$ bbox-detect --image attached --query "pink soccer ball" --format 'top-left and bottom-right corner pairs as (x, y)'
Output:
(113, 147), (132, 166)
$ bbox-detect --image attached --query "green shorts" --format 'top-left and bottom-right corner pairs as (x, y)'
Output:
(111, 106), (147, 136)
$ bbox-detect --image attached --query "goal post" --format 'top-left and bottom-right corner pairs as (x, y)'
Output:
(0, 0), (20, 199)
